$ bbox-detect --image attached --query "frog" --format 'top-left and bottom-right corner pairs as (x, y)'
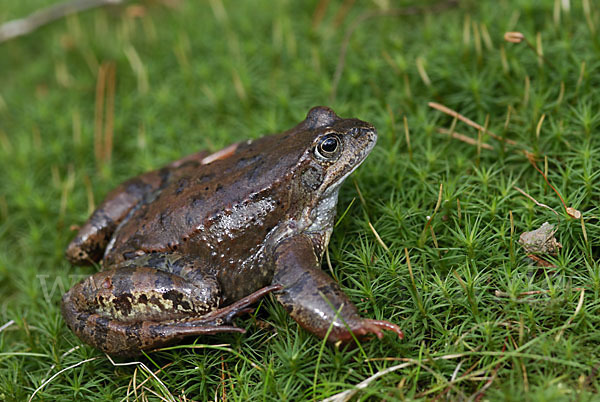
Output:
(62, 106), (403, 356)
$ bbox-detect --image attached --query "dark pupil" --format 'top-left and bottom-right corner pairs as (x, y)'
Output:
(321, 138), (338, 153)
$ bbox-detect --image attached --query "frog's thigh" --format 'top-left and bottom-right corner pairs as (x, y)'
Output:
(121, 252), (215, 288)
(61, 266), (228, 356)
(65, 266), (219, 322)
(66, 150), (211, 266)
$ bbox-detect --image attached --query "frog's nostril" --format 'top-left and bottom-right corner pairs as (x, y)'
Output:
(355, 128), (375, 139)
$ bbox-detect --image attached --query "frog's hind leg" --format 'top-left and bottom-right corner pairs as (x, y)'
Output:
(65, 150), (211, 266)
(62, 267), (280, 356)
(61, 305), (245, 357)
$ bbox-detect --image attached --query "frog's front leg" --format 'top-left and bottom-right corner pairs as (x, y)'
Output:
(62, 265), (280, 356)
(272, 235), (403, 344)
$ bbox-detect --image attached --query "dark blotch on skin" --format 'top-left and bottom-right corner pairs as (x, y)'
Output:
(125, 324), (140, 345)
(113, 293), (134, 317)
(245, 160), (266, 181)
(93, 316), (110, 347)
(175, 178), (189, 195)
(158, 168), (171, 187)
(162, 290), (191, 312)
(125, 179), (152, 195)
(149, 294), (163, 310)
(159, 212), (171, 228)
(236, 154), (261, 169)
(197, 173), (215, 184)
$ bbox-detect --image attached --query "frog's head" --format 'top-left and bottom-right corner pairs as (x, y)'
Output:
(300, 106), (377, 197)
(293, 106), (377, 234)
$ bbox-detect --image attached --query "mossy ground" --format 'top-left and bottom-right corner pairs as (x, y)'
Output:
(1, 0), (599, 400)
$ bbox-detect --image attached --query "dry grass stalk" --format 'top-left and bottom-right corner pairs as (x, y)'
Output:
(322, 353), (467, 402)
(416, 56), (431, 86)
(428, 102), (518, 146)
(403, 116), (412, 159)
(368, 221), (390, 253)
(513, 186), (560, 219)
(504, 31), (524, 43)
(29, 357), (101, 402)
(508, 335), (529, 391)
(0, 0), (124, 43)
(312, 0), (331, 29)
(437, 127), (494, 150)
(423, 182), (443, 234)
(504, 31), (558, 71)
(104, 354), (174, 401)
(555, 288), (585, 341)
(495, 287), (585, 299)
(93, 63), (107, 166)
(94, 61), (116, 170)
(104, 61), (115, 165)
(535, 113), (546, 140)
(523, 154), (581, 219)
(333, 0), (356, 28)
(471, 343), (506, 401)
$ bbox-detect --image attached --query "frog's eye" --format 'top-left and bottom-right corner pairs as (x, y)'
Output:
(315, 134), (341, 160)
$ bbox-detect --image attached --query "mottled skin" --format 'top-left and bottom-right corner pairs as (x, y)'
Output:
(62, 106), (403, 356)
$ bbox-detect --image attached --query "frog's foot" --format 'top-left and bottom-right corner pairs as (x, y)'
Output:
(352, 319), (404, 340)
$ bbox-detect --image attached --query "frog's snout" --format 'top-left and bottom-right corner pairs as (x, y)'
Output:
(353, 126), (377, 156)
(352, 126), (376, 139)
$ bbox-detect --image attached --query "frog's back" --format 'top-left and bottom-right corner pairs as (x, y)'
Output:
(103, 128), (314, 266)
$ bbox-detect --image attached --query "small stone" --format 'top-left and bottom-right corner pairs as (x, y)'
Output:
(519, 222), (562, 255)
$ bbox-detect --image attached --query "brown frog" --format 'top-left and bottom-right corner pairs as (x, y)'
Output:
(62, 106), (403, 356)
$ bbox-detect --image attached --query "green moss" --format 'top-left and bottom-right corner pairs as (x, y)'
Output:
(0, 0), (598, 400)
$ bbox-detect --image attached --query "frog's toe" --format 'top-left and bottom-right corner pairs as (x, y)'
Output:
(356, 319), (404, 340)
(234, 307), (255, 317)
